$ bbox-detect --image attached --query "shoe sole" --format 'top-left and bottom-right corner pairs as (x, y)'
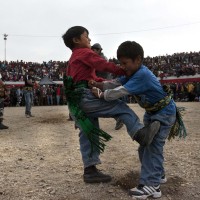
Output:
(146, 121), (160, 146)
(131, 192), (162, 199)
(84, 177), (112, 183)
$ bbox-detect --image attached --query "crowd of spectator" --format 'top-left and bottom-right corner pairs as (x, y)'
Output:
(1, 51), (200, 105)
(0, 60), (67, 82)
(110, 51), (200, 78)
(143, 52), (200, 78)
(0, 51), (200, 82)
(6, 85), (67, 107)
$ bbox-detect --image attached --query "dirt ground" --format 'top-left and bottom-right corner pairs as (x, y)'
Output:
(0, 103), (200, 200)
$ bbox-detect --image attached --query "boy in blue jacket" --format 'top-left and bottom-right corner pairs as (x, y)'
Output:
(91, 41), (177, 199)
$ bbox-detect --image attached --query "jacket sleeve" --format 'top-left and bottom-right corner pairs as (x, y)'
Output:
(81, 50), (125, 76)
(104, 86), (130, 101)
(103, 79), (122, 91)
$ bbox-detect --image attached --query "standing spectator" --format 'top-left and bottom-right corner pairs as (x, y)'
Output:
(23, 68), (35, 117)
(91, 43), (110, 79)
(91, 43), (124, 130)
(39, 85), (47, 106)
(56, 85), (61, 105)
(46, 85), (53, 105)
(0, 79), (8, 129)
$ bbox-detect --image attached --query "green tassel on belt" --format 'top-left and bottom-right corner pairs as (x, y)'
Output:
(168, 107), (187, 140)
(63, 76), (112, 156)
(162, 85), (187, 140)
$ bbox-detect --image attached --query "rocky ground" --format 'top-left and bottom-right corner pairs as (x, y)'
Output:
(0, 103), (199, 200)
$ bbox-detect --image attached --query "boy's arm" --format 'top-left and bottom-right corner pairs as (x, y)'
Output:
(103, 79), (122, 90)
(82, 50), (125, 76)
(104, 86), (130, 101)
(89, 79), (122, 91)
(92, 86), (130, 101)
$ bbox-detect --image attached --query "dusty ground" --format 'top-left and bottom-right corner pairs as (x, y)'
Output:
(0, 103), (200, 200)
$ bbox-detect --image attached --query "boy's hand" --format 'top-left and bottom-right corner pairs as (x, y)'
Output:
(88, 80), (104, 90)
(88, 80), (97, 88)
(91, 87), (104, 99)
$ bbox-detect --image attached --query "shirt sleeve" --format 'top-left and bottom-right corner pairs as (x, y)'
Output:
(81, 50), (125, 76)
(103, 79), (122, 90)
(104, 86), (130, 101)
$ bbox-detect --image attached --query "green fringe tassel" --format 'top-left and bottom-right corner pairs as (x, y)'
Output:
(162, 85), (187, 140)
(168, 107), (187, 140)
(63, 75), (112, 155)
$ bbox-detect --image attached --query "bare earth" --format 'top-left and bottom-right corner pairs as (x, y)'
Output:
(0, 103), (200, 200)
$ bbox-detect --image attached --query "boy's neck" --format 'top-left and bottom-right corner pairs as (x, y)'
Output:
(128, 64), (143, 78)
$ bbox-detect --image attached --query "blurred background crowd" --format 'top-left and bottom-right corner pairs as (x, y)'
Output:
(1, 51), (200, 106)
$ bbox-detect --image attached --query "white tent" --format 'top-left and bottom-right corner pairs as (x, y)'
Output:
(39, 76), (56, 85)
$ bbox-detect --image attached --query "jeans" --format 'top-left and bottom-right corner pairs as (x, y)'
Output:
(47, 95), (53, 105)
(24, 90), (33, 115)
(138, 101), (176, 186)
(74, 89), (144, 168)
(0, 98), (4, 123)
(56, 95), (60, 105)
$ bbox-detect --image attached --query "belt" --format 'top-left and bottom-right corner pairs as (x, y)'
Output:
(24, 87), (33, 91)
(134, 95), (171, 114)
(74, 80), (88, 89)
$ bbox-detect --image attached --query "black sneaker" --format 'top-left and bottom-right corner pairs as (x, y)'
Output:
(129, 184), (162, 199)
(115, 118), (124, 130)
(133, 121), (160, 146)
(0, 123), (9, 129)
(29, 114), (34, 117)
(83, 166), (112, 183)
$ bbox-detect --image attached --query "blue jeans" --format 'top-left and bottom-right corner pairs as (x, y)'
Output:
(0, 98), (4, 122)
(24, 90), (33, 115)
(56, 95), (60, 105)
(138, 101), (176, 186)
(75, 89), (144, 168)
(47, 95), (53, 105)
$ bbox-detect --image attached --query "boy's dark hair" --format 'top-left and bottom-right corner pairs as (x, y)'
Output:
(117, 41), (144, 61)
(62, 26), (89, 50)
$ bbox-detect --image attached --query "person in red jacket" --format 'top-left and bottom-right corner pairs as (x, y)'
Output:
(62, 26), (160, 184)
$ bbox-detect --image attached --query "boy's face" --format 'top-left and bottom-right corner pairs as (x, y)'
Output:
(119, 56), (141, 77)
(73, 31), (91, 49)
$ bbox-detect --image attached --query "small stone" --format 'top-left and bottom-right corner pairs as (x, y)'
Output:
(71, 190), (76, 194)
(108, 189), (114, 193)
(47, 187), (56, 195)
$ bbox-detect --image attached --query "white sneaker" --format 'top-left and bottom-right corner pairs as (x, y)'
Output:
(129, 184), (162, 199)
